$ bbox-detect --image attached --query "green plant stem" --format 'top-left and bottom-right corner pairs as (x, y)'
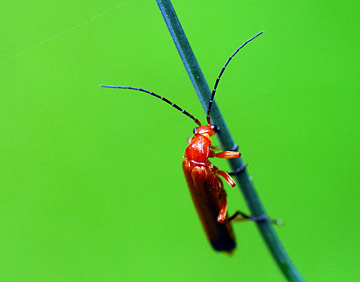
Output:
(156, 0), (305, 281)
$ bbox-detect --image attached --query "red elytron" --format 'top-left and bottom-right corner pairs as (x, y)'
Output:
(183, 124), (241, 252)
(101, 31), (264, 253)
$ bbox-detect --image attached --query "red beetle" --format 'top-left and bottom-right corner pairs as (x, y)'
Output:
(183, 123), (241, 252)
(101, 31), (266, 253)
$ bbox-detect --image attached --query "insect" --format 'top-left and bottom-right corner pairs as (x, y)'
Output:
(101, 31), (267, 253)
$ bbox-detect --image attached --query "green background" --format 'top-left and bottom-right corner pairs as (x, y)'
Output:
(1, 1), (359, 281)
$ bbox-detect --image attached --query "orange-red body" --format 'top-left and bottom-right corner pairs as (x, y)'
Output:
(101, 32), (264, 253)
(183, 125), (240, 252)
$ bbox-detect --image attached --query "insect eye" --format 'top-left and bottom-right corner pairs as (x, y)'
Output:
(193, 127), (198, 134)
(211, 125), (219, 132)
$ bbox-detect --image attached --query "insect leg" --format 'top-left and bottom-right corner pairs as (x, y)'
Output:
(215, 151), (241, 159)
(217, 200), (228, 223)
(223, 211), (282, 225)
(216, 170), (236, 187)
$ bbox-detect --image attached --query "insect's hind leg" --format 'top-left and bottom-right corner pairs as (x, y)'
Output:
(223, 211), (282, 225)
(225, 211), (268, 223)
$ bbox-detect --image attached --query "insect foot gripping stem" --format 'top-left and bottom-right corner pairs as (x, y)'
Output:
(223, 211), (283, 226)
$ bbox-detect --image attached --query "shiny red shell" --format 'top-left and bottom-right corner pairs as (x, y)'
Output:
(182, 125), (236, 252)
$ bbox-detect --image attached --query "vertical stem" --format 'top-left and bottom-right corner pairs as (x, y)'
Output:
(156, 0), (305, 281)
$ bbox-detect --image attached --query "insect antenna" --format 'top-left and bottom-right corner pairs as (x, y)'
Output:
(100, 85), (202, 126)
(206, 31), (264, 124)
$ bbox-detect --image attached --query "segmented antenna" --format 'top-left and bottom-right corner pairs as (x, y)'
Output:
(206, 31), (264, 124)
(100, 85), (202, 126)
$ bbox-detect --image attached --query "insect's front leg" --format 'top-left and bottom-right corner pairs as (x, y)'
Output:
(210, 148), (246, 176)
(209, 148), (241, 159)
(215, 151), (241, 159)
(208, 147), (241, 159)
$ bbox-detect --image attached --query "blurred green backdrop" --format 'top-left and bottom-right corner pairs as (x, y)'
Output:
(1, 0), (359, 281)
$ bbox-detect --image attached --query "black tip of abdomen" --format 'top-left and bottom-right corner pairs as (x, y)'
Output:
(211, 238), (236, 253)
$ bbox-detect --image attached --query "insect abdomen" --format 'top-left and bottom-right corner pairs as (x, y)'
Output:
(183, 159), (236, 252)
